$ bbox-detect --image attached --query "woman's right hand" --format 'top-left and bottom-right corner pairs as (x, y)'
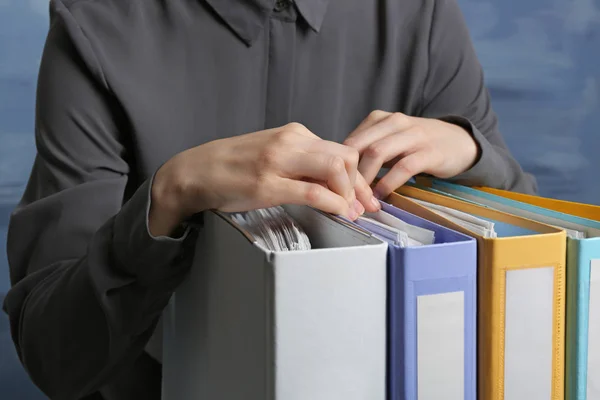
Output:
(148, 123), (381, 236)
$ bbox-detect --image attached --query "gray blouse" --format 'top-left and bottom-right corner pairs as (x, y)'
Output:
(3, 0), (535, 399)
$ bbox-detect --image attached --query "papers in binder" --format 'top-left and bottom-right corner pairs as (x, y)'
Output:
(409, 198), (497, 238)
(355, 209), (435, 247)
(366, 210), (436, 245)
(230, 207), (312, 251)
(429, 180), (599, 240)
(555, 226), (585, 239)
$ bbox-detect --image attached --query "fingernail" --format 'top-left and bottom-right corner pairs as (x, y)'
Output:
(371, 196), (381, 210)
(354, 199), (365, 215)
(349, 208), (359, 220)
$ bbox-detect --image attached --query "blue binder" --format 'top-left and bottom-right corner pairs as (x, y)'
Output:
(355, 198), (477, 400)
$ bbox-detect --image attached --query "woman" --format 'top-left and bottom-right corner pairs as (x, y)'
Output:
(4, 0), (535, 398)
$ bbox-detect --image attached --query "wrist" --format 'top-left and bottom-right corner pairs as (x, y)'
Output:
(149, 164), (188, 237)
(461, 127), (479, 172)
(436, 115), (480, 170)
(461, 126), (480, 173)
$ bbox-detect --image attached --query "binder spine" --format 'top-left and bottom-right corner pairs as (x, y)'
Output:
(491, 236), (566, 400)
(586, 255), (600, 400)
(553, 252), (567, 400)
(478, 240), (499, 400)
(388, 249), (408, 400)
(265, 260), (276, 400)
(566, 238), (584, 400)
(397, 244), (476, 400)
(573, 240), (600, 400)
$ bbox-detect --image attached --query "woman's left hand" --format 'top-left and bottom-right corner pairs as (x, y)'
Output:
(344, 110), (480, 199)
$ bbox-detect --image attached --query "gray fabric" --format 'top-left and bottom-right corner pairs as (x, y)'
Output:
(3, 0), (536, 399)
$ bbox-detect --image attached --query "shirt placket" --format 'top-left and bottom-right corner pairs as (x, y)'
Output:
(264, 0), (298, 128)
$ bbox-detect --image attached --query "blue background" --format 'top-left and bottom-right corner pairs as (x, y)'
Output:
(1, 0), (599, 397)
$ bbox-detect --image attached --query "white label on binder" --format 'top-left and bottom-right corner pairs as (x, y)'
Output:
(417, 291), (464, 400)
(588, 259), (600, 398)
(504, 267), (554, 399)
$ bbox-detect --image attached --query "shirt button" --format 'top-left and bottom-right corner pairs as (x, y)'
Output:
(274, 0), (293, 12)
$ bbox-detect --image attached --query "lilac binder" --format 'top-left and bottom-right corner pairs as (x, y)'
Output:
(379, 202), (477, 400)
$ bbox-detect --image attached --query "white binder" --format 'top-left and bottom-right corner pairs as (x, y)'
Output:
(162, 205), (388, 400)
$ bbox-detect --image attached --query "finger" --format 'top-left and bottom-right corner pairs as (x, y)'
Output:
(358, 128), (424, 185)
(304, 178), (366, 216)
(373, 151), (431, 199)
(276, 178), (358, 220)
(280, 152), (355, 205)
(304, 140), (360, 187)
(354, 172), (381, 213)
(347, 110), (392, 139)
(344, 112), (414, 152)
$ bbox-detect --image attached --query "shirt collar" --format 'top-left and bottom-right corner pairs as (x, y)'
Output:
(294, 0), (330, 32)
(205, 0), (330, 46)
